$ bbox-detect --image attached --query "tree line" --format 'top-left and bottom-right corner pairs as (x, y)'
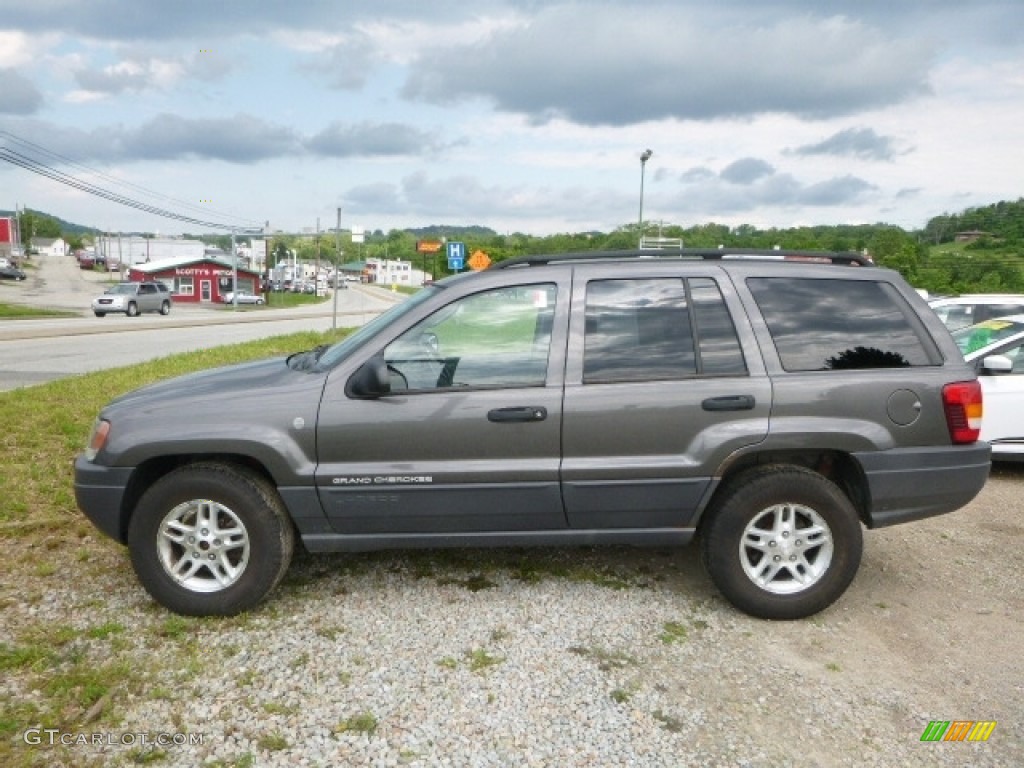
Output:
(17, 197), (1024, 295)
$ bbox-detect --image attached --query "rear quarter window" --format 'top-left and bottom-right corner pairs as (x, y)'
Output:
(748, 278), (940, 371)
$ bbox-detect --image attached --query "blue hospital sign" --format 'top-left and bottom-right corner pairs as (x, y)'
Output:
(446, 241), (466, 271)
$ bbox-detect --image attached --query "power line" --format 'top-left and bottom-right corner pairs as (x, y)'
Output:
(0, 130), (263, 233)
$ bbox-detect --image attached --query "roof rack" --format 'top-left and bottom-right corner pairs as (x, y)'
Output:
(490, 248), (873, 269)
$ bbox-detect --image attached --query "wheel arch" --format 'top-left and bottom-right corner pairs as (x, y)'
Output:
(698, 449), (871, 531)
(119, 454), (279, 541)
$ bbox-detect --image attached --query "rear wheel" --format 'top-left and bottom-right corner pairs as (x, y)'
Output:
(701, 466), (862, 620)
(126, 302), (139, 317)
(127, 463), (295, 616)
(160, 300), (171, 315)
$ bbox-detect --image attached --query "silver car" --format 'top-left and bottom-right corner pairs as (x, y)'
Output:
(222, 289), (265, 305)
(92, 282), (172, 317)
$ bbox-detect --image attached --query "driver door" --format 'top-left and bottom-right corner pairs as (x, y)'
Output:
(315, 281), (569, 534)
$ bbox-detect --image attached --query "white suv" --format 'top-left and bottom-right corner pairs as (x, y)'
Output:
(929, 294), (1024, 331)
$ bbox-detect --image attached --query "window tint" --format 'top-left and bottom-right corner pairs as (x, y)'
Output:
(748, 278), (936, 371)
(584, 279), (694, 383)
(582, 278), (745, 383)
(384, 284), (555, 391)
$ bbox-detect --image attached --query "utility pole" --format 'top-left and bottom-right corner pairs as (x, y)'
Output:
(333, 207), (341, 330)
(231, 228), (238, 308)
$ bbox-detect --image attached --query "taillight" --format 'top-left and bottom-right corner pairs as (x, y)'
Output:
(942, 381), (983, 444)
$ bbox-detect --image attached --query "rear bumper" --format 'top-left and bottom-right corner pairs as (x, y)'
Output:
(74, 456), (134, 544)
(854, 443), (991, 528)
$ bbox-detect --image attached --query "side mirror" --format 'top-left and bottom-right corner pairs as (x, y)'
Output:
(980, 354), (1013, 375)
(346, 356), (392, 398)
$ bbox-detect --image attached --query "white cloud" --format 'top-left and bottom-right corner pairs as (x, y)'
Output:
(2, 1), (1022, 234)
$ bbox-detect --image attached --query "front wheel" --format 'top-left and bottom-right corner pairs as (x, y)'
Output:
(94, 311), (106, 317)
(126, 301), (139, 317)
(127, 463), (295, 616)
(700, 466), (862, 620)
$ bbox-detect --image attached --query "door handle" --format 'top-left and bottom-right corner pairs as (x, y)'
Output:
(701, 395), (755, 411)
(487, 406), (548, 423)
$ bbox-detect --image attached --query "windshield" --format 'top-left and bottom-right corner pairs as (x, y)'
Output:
(953, 318), (1024, 355)
(108, 284), (136, 294)
(315, 286), (442, 369)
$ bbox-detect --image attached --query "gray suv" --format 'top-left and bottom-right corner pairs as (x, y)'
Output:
(92, 281), (172, 317)
(74, 249), (990, 619)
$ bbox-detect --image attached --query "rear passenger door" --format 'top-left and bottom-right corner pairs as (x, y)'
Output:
(560, 265), (771, 530)
(137, 283), (160, 311)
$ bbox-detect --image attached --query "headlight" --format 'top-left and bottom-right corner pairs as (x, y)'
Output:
(84, 419), (111, 461)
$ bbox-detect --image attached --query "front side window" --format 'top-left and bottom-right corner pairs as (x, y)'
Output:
(384, 284), (556, 391)
(748, 278), (938, 371)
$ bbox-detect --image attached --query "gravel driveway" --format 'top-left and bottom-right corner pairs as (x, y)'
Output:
(3, 465), (1021, 767)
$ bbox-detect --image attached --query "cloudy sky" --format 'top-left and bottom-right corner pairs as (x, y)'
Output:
(1, 1), (1022, 236)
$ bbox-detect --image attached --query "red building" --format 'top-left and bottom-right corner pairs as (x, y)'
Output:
(128, 255), (261, 304)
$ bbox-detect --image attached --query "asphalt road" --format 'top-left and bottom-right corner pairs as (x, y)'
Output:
(0, 253), (398, 391)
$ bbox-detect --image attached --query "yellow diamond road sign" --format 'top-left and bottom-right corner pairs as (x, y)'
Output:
(468, 250), (492, 271)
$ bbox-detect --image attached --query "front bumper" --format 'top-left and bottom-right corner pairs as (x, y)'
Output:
(854, 442), (991, 528)
(74, 456), (134, 543)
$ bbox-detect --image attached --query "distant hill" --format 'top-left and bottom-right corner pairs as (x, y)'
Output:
(405, 225), (498, 239)
(0, 208), (100, 236)
(923, 198), (1024, 245)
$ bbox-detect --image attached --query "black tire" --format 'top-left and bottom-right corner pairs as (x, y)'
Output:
(160, 300), (171, 315)
(94, 311), (106, 317)
(127, 462), (295, 616)
(700, 465), (862, 620)
(126, 302), (139, 317)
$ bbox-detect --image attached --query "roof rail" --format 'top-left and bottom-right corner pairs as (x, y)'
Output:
(490, 248), (873, 269)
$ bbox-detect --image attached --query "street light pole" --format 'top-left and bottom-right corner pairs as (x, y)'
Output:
(638, 148), (652, 248)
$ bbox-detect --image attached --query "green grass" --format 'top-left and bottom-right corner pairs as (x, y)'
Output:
(0, 328), (352, 530)
(259, 291), (332, 309)
(0, 301), (77, 319)
(466, 647), (505, 673)
(334, 711), (378, 734)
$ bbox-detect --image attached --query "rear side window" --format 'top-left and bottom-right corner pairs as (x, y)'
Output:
(583, 277), (745, 383)
(748, 278), (938, 371)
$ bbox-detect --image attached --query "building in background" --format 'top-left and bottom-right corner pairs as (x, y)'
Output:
(29, 237), (67, 257)
(0, 216), (20, 260)
(364, 257), (429, 285)
(127, 255), (261, 304)
(95, 235), (206, 268)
